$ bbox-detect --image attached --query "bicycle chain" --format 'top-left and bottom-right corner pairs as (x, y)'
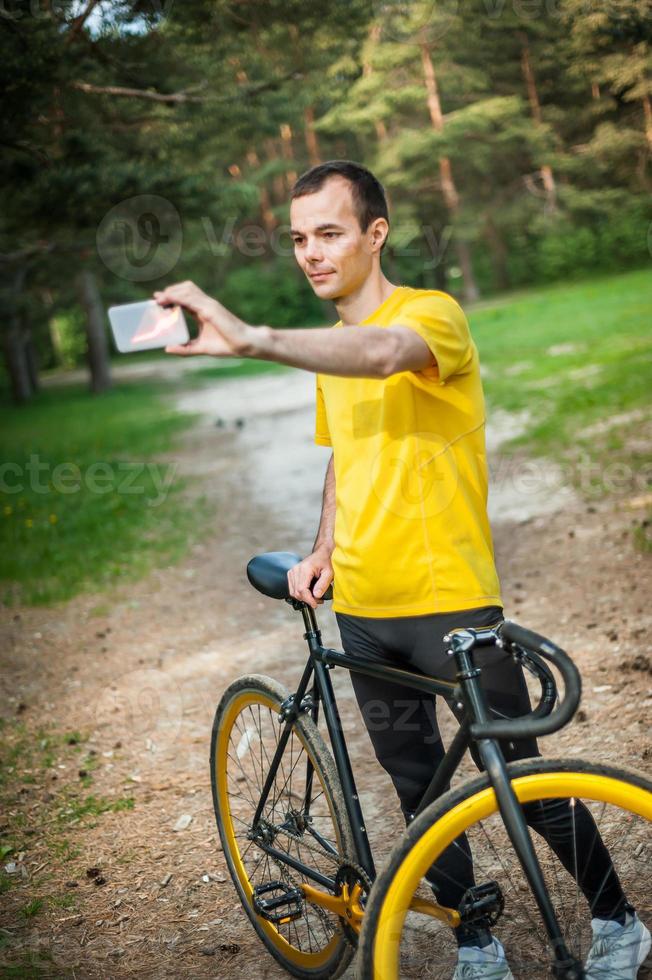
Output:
(333, 861), (374, 944)
(262, 820), (372, 944)
(334, 860), (373, 896)
(271, 828), (342, 940)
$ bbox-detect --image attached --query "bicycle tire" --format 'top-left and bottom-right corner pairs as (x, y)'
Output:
(210, 673), (358, 979)
(358, 758), (652, 979)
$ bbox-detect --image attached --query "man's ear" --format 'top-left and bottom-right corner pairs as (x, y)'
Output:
(369, 217), (389, 254)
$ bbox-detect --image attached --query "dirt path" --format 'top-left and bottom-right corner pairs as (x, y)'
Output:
(1, 370), (651, 978)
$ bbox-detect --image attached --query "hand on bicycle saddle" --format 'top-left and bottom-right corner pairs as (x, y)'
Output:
(287, 546), (334, 609)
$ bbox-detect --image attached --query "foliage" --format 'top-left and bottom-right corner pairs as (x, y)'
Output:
(0, 0), (649, 386)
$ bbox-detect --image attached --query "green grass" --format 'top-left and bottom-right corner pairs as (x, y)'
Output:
(57, 794), (134, 823)
(470, 268), (652, 451)
(634, 520), (652, 552)
(0, 381), (209, 606)
(47, 839), (81, 861)
(0, 951), (60, 979)
(0, 720), (133, 902)
(470, 269), (652, 510)
(20, 899), (44, 919)
(47, 893), (77, 910)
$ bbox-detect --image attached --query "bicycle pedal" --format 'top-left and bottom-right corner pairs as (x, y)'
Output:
(459, 881), (504, 927)
(252, 881), (303, 924)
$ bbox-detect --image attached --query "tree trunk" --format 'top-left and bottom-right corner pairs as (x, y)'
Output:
(303, 105), (322, 166)
(520, 31), (557, 210)
(433, 258), (448, 292)
(643, 93), (652, 149)
(363, 23), (388, 144)
(280, 122), (297, 189)
(246, 148), (277, 235)
(484, 216), (510, 291)
(2, 265), (33, 404)
(453, 240), (479, 303)
(420, 42), (479, 303)
(265, 138), (286, 205)
(382, 245), (400, 282)
(3, 326), (33, 404)
(24, 331), (40, 393)
(77, 268), (111, 394)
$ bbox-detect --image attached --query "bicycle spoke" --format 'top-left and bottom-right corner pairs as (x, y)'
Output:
(530, 797), (574, 951)
(362, 766), (651, 980)
(476, 819), (548, 947)
(244, 705), (263, 789)
(215, 684), (351, 967)
(232, 715), (263, 793)
(226, 748), (260, 810)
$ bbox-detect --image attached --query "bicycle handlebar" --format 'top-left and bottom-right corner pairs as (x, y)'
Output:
(468, 620), (582, 741)
(517, 647), (557, 721)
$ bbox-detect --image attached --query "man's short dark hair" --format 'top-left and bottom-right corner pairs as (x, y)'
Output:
(290, 160), (390, 252)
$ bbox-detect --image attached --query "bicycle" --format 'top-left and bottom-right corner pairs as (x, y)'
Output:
(210, 551), (652, 980)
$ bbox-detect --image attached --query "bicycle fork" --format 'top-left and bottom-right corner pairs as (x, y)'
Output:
(457, 648), (585, 980)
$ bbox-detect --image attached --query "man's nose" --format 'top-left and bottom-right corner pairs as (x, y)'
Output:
(304, 238), (324, 262)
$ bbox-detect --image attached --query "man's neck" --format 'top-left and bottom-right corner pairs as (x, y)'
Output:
(335, 272), (399, 326)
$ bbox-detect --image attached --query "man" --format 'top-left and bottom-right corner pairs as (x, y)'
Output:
(156, 160), (649, 979)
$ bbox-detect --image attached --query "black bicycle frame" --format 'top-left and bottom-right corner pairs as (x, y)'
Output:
(250, 602), (585, 979)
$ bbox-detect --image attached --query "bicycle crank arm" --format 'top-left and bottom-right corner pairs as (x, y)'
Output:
(300, 882), (461, 934)
(408, 896), (460, 928)
(302, 881), (366, 934)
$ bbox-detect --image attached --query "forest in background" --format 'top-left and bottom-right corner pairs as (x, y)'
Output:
(1, 0), (650, 403)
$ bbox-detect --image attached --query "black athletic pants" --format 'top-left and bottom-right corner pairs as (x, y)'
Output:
(336, 606), (628, 944)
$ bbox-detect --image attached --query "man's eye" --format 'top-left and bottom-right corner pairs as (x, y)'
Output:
(324, 232), (339, 239)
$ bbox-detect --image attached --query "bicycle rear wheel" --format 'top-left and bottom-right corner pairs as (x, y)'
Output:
(358, 759), (652, 979)
(210, 674), (357, 979)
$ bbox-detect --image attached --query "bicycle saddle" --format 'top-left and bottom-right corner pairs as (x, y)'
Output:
(246, 551), (333, 601)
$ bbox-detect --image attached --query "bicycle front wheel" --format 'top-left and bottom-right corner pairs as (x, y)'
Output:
(358, 759), (652, 979)
(210, 674), (357, 980)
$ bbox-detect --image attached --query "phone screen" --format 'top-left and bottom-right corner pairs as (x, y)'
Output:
(108, 300), (189, 353)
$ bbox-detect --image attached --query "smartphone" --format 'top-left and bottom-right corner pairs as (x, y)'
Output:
(108, 300), (189, 353)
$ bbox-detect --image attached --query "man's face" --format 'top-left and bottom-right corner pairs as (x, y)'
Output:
(290, 176), (384, 301)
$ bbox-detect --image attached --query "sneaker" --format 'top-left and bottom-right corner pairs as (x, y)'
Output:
(585, 912), (651, 979)
(452, 938), (514, 979)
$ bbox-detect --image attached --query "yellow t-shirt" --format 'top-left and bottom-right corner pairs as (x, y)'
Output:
(315, 285), (502, 618)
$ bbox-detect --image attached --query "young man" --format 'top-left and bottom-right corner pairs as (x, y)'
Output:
(157, 160), (650, 979)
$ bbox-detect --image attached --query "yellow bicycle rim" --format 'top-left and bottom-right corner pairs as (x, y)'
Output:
(372, 771), (652, 980)
(215, 689), (341, 969)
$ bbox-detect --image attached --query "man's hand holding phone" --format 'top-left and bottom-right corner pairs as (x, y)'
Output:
(153, 281), (254, 358)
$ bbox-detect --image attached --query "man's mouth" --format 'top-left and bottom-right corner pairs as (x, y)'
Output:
(309, 271), (334, 281)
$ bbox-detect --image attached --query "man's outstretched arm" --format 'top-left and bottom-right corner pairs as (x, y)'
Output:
(287, 453), (335, 609)
(153, 281), (435, 378)
(245, 321), (433, 378)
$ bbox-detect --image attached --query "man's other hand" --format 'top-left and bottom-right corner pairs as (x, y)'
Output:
(287, 547), (334, 609)
(153, 280), (254, 357)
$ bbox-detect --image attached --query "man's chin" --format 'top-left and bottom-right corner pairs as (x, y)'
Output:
(310, 278), (340, 299)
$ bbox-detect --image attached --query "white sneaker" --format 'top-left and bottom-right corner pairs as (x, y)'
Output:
(452, 938), (514, 979)
(585, 912), (651, 979)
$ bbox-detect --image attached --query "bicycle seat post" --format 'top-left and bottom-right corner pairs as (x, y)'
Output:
(285, 597), (324, 656)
